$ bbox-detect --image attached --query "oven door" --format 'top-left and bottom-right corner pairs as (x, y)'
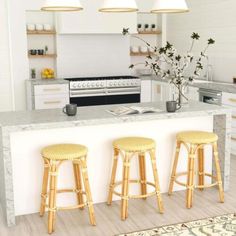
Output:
(69, 88), (141, 107)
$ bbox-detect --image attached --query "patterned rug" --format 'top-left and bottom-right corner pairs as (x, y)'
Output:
(117, 213), (236, 236)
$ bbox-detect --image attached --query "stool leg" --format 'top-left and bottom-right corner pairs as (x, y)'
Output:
(73, 162), (84, 209)
(213, 142), (224, 203)
(186, 145), (195, 209)
(40, 158), (49, 217)
(80, 157), (96, 226)
(150, 149), (164, 214)
(48, 161), (58, 234)
(121, 153), (131, 220)
(168, 141), (181, 195)
(139, 153), (147, 199)
(107, 148), (119, 205)
(198, 146), (205, 191)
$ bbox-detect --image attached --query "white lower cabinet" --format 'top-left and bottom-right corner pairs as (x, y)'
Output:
(186, 86), (199, 101)
(34, 94), (69, 110)
(222, 92), (236, 155)
(141, 80), (152, 103)
(151, 80), (172, 102)
(27, 83), (69, 110)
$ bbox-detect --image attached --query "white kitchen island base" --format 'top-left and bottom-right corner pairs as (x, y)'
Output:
(11, 116), (214, 216)
(0, 101), (231, 226)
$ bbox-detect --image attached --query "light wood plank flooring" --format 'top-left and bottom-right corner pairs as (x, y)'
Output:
(0, 157), (235, 236)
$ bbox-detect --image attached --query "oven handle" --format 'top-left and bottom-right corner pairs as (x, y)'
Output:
(107, 87), (140, 95)
(70, 89), (106, 97)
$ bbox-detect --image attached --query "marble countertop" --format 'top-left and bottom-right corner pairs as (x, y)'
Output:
(26, 78), (69, 85)
(0, 101), (230, 128)
(139, 75), (236, 94)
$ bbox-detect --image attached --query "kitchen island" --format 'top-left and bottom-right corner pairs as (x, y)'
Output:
(0, 101), (231, 226)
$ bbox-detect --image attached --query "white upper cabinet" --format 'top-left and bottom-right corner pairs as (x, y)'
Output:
(56, 0), (137, 34)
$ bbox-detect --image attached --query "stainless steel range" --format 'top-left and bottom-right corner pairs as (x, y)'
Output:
(64, 76), (141, 107)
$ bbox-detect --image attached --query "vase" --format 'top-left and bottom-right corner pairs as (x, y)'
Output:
(176, 84), (188, 107)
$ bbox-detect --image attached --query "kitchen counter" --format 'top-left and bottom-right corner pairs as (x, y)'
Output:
(139, 75), (236, 94)
(0, 101), (231, 226)
(26, 78), (69, 85)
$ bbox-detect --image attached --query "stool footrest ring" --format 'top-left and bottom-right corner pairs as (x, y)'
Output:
(174, 172), (218, 189)
(41, 188), (87, 211)
(112, 179), (159, 199)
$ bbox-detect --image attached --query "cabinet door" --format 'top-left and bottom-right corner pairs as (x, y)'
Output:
(141, 80), (152, 103)
(187, 87), (199, 101)
(34, 94), (69, 110)
(152, 81), (171, 102)
(57, 0), (137, 34)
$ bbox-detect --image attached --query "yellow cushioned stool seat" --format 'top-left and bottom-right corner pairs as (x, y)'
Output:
(41, 144), (87, 160)
(113, 137), (155, 152)
(176, 131), (218, 144)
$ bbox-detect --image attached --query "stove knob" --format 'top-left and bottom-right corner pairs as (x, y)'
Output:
(110, 82), (113, 86)
(72, 84), (77, 89)
(118, 82), (122, 86)
(96, 82), (99, 86)
(82, 83), (86, 88)
(114, 82), (117, 86)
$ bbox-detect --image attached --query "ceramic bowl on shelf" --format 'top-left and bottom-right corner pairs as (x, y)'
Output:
(35, 24), (43, 31)
(139, 46), (148, 53)
(27, 24), (35, 31)
(43, 24), (52, 31)
(130, 46), (139, 53)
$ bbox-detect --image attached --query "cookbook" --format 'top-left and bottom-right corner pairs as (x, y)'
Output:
(107, 106), (162, 116)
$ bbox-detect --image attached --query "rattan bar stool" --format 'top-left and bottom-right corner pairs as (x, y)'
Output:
(107, 137), (164, 220)
(39, 144), (96, 234)
(168, 131), (224, 209)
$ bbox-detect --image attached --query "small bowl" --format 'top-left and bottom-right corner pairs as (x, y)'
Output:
(37, 49), (44, 55)
(140, 46), (148, 53)
(43, 24), (52, 31)
(27, 24), (35, 31)
(130, 46), (139, 53)
(35, 24), (43, 31)
(29, 49), (37, 55)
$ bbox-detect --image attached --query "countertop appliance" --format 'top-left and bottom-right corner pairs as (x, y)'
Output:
(199, 88), (222, 105)
(64, 76), (141, 107)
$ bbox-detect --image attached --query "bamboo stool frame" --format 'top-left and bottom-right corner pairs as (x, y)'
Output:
(39, 156), (96, 234)
(168, 140), (224, 209)
(107, 147), (164, 220)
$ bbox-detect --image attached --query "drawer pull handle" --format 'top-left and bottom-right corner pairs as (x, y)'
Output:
(43, 88), (61, 92)
(232, 116), (236, 119)
(44, 101), (61, 104)
(229, 98), (236, 103)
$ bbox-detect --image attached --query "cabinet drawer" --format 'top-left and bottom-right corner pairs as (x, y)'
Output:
(34, 84), (69, 96)
(222, 92), (236, 107)
(34, 94), (69, 110)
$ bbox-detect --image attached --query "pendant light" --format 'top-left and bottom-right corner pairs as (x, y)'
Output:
(41, 0), (83, 11)
(151, 0), (189, 13)
(99, 0), (138, 13)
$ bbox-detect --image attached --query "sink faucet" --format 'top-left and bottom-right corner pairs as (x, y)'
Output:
(203, 56), (213, 81)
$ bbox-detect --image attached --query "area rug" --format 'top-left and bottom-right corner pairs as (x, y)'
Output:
(117, 213), (236, 236)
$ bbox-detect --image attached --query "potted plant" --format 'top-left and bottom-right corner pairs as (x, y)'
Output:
(124, 29), (215, 108)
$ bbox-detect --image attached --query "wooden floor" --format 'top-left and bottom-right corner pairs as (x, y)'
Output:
(0, 157), (236, 236)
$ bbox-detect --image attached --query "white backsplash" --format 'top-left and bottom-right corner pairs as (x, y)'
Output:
(56, 34), (131, 78)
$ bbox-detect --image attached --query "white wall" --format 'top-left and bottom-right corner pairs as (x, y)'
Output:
(6, 0), (46, 111)
(0, 0), (13, 111)
(57, 35), (131, 78)
(166, 0), (236, 83)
